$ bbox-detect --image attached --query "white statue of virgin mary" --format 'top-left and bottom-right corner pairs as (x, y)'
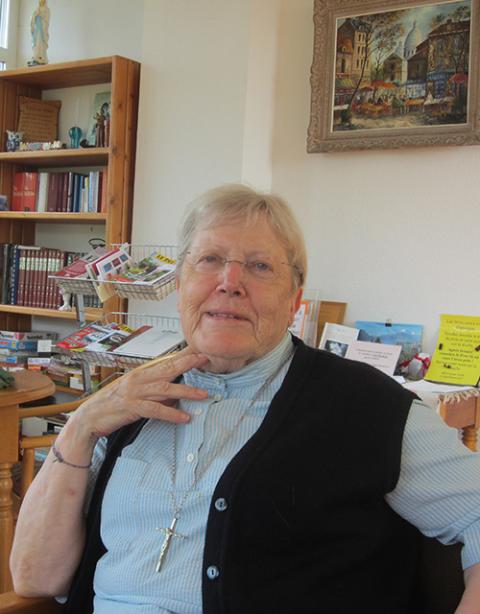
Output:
(29, 0), (50, 66)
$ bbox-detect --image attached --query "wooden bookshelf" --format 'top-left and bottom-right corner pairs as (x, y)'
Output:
(0, 147), (108, 167)
(0, 304), (101, 321)
(0, 55), (140, 330)
(0, 211), (107, 222)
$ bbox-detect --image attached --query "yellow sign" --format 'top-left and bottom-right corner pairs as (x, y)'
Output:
(425, 314), (480, 386)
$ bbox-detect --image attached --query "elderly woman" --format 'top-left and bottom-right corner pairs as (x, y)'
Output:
(10, 185), (480, 613)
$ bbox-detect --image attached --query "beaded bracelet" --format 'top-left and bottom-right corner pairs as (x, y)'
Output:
(51, 442), (92, 469)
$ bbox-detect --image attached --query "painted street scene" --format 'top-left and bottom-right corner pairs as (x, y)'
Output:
(333, 1), (471, 131)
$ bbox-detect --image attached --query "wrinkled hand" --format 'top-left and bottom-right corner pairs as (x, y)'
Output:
(72, 347), (209, 440)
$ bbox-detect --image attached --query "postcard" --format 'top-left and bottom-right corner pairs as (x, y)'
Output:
(318, 323), (359, 357)
(355, 321), (423, 371)
(345, 340), (402, 376)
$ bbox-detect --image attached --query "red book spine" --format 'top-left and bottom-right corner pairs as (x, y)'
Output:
(23, 172), (39, 212)
(12, 173), (26, 211)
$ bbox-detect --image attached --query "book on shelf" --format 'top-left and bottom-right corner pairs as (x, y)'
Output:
(0, 243), (90, 309)
(11, 172), (25, 210)
(47, 356), (101, 390)
(0, 337), (45, 351)
(11, 172), (39, 212)
(7, 171), (107, 214)
(27, 356), (52, 371)
(0, 330), (57, 341)
(36, 172), (49, 212)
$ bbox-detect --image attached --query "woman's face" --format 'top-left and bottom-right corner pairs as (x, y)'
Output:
(177, 216), (302, 373)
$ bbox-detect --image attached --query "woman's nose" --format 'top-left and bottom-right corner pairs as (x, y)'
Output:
(216, 260), (246, 294)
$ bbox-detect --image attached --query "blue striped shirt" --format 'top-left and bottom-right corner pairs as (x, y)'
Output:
(88, 334), (480, 613)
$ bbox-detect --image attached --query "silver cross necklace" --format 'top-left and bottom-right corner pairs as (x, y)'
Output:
(154, 355), (289, 572)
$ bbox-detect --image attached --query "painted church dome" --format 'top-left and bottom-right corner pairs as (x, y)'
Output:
(404, 21), (422, 59)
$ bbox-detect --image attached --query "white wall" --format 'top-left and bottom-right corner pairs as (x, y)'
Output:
(17, 0), (144, 66)
(16, 0), (480, 353)
(132, 0), (251, 248)
(269, 0), (480, 352)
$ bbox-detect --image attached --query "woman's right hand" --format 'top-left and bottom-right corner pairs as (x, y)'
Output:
(69, 347), (209, 443)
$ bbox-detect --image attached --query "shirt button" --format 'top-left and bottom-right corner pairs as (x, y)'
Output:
(214, 497), (228, 512)
(194, 408), (203, 416)
(186, 453), (195, 463)
(206, 565), (220, 580)
(213, 394), (223, 402)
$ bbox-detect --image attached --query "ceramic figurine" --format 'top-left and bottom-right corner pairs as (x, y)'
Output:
(5, 130), (23, 152)
(28, 0), (50, 67)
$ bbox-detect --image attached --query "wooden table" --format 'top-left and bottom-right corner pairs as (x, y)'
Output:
(0, 371), (55, 593)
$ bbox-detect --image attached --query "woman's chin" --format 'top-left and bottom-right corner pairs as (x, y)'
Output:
(190, 332), (256, 370)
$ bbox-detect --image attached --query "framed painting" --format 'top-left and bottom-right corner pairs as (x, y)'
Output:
(307, 0), (480, 152)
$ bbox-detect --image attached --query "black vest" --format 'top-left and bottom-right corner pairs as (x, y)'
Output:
(65, 338), (422, 613)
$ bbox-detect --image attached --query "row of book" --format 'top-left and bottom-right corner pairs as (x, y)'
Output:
(0, 244), (97, 309)
(11, 170), (108, 214)
(0, 330), (57, 370)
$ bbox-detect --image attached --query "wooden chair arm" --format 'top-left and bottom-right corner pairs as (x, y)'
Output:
(0, 592), (61, 613)
(18, 399), (86, 419)
(19, 434), (57, 450)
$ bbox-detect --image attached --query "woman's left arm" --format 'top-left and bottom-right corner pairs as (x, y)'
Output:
(386, 401), (480, 609)
(455, 563), (480, 613)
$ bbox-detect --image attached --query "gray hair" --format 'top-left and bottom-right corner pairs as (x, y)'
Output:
(177, 184), (306, 288)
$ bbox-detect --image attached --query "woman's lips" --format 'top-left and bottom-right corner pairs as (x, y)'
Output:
(206, 311), (249, 321)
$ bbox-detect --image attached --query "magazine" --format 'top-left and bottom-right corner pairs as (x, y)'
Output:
(85, 246), (131, 282)
(110, 250), (176, 286)
(111, 326), (184, 358)
(57, 322), (125, 351)
(53, 246), (108, 279)
(84, 324), (135, 352)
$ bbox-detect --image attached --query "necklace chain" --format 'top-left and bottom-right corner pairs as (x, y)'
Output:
(155, 356), (289, 572)
(169, 360), (286, 515)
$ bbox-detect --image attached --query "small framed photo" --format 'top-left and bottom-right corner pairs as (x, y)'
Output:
(307, 0), (480, 152)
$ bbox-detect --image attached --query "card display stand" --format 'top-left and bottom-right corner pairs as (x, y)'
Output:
(55, 312), (184, 370)
(50, 244), (178, 303)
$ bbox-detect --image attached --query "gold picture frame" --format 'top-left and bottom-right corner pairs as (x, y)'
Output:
(307, 0), (480, 152)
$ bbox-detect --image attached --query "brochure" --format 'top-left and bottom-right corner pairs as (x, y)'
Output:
(425, 314), (480, 386)
(345, 340), (402, 376)
(110, 250), (176, 286)
(111, 327), (184, 358)
(355, 321), (423, 370)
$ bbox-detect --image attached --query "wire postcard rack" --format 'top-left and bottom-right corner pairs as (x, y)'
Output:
(55, 312), (185, 372)
(50, 245), (178, 302)
(105, 244), (177, 300)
